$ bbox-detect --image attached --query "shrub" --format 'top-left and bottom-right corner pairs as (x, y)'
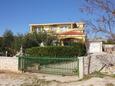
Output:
(26, 45), (86, 57)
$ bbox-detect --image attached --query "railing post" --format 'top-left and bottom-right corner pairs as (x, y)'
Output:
(19, 57), (25, 73)
(78, 57), (84, 79)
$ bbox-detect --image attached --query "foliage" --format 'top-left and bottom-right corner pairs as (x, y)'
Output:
(23, 32), (57, 49)
(13, 34), (25, 51)
(0, 37), (4, 55)
(103, 40), (115, 44)
(0, 30), (85, 57)
(19, 57), (77, 65)
(81, 0), (115, 41)
(81, 71), (107, 81)
(64, 42), (86, 56)
(26, 45), (86, 57)
(2, 30), (15, 56)
(0, 30), (57, 56)
(64, 41), (79, 46)
(23, 33), (39, 49)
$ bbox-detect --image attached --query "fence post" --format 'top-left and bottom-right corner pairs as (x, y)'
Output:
(19, 57), (25, 73)
(78, 57), (84, 79)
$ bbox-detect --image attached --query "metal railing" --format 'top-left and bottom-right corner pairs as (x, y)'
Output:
(18, 56), (79, 75)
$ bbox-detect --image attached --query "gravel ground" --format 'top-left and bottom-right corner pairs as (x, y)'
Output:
(0, 72), (115, 86)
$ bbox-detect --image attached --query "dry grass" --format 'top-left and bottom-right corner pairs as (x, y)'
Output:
(105, 83), (114, 86)
(80, 71), (107, 81)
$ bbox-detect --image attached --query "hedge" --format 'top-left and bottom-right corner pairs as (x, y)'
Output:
(26, 45), (86, 57)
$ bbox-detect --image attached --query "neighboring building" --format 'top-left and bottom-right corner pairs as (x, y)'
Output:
(88, 38), (115, 54)
(103, 44), (115, 53)
(88, 40), (103, 54)
(29, 22), (86, 45)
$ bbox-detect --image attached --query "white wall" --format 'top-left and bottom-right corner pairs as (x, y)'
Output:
(88, 42), (102, 53)
(0, 57), (20, 73)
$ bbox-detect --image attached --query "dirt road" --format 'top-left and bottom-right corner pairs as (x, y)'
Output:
(0, 72), (115, 86)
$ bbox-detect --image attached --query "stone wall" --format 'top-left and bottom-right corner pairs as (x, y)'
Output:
(83, 53), (115, 75)
(84, 54), (103, 75)
(0, 57), (20, 73)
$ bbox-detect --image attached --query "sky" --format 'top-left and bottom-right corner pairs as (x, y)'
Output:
(0, 0), (89, 36)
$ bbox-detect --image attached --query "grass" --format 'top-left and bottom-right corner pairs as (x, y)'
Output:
(105, 83), (114, 86)
(90, 71), (107, 78)
(111, 74), (115, 78)
(89, 84), (94, 86)
(79, 71), (108, 81)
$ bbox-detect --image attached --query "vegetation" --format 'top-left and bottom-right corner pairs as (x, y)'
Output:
(103, 39), (115, 44)
(80, 71), (107, 81)
(0, 29), (86, 57)
(0, 30), (57, 56)
(19, 57), (77, 67)
(81, 0), (115, 41)
(1, 30), (15, 56)
(26, 44), (86, 57)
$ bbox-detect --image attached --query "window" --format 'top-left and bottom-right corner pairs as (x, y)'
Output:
(60, 26), (68, 32)
(73, 23), (78, 28)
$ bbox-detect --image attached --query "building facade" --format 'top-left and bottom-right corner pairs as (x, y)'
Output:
(29, 22), (86, 45)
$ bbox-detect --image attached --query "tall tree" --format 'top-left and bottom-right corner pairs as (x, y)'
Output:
(81, 0), (115, 41)
(13, 34), (24, 52)
(2, 30), (14, 56)
(23, 33), (39, 49)
(0, 37), (3, 53)
(23, 32), (57, 48)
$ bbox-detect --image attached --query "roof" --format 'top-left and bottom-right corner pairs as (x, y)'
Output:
(29, 22), (84, 26)
(58, 30), (84, 35)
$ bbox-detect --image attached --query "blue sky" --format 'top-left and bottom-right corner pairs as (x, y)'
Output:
(0, 0), (89, 36)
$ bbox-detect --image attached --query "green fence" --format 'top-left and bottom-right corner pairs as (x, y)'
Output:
(18, 56), (79, 75)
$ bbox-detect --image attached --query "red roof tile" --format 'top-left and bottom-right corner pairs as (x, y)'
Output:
(59, 30), (83, 35)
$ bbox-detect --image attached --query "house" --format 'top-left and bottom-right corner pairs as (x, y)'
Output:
(29, 22), (86, 45)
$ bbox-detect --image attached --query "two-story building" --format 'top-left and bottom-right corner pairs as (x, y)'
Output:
(29, 22), (86, 45)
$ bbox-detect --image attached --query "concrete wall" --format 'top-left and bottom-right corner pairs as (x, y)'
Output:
(83, 53), (115, 75)
(83, 54), (103, 75)
(0, 57), (20, 73)
(88, 41), (102, 53)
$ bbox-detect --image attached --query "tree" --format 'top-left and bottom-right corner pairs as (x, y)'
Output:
(45, 34), (57, 46)
(81, 0), (115, 41)
(81, 0), (115, 74)
(2, 30), (14, 56)
(0, 30), (58, 56)
(23, 33), (39, 49)
(13, 34), (25, 52)
(23, 32), (57, 49)
(0, 37), (3, 55)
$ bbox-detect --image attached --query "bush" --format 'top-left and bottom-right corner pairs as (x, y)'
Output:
(103, 40), (115, 44)
(26, 44), (86, 57)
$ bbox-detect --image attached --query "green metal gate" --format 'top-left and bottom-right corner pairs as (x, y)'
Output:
(18, 56), (79, 75)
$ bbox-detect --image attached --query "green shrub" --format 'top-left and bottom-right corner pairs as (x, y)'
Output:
(26, 45), (86, 57)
